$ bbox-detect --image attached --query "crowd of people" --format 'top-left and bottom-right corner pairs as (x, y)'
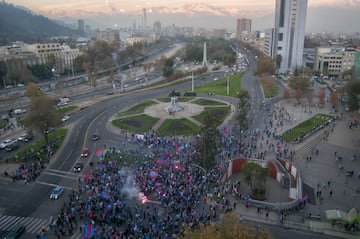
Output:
(50, 133), (233, 239)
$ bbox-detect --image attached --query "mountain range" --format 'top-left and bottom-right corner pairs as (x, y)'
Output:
(37, 3), (360, 34)
(0, 2), (76, 45)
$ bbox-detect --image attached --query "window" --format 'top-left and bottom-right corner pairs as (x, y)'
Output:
(278, 33), (283, 41)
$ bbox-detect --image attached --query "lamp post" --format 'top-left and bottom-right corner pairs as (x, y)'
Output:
(226, 71), (230, 96)
(191, 70), (194, 91)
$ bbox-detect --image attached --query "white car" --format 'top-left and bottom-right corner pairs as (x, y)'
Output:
(61, 115), (70, 122)
(49, 186), (64, 200)
(0, 139), (13, 149)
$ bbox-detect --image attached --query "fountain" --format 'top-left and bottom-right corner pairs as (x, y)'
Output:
(164, 97), (184, 114)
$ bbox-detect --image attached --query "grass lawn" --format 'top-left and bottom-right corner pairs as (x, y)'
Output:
(194, 107), (230, 126)
(112, 114), (158, 133)
(282, 114), (334, 142)
(15, 128), (68, 162)
(157, 118), (201, 136)
(118, 100), (157, 117)
(58, 105), (78, 115)
(188, 73), (244, 97)
(192, 98), (227, 106)
(260, 76), (278, 98)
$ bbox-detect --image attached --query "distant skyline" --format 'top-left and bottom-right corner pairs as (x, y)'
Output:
(6, 0), (360, 33)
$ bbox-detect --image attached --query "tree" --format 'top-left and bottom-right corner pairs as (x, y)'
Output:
(163, 57), (174, 78)
(193, 112), (221, 170)
(255, 56), (276, 76)
(236, 90), (251, 130)
(242, 162), (269, 200)
(318, 88), (326, 106)
(295, 88), (303, 103)
(25, 94), (61, 146)
(283, 88), (291, 101)
(346, 80), (360, 112)
(0, 60), (7, 88)
(275, 54), (282, 74)
(26, 82), (44, 98)
(330, 89), (338, 109)
(307, 90), (313, 104)
(288, 76), (310, 94)
(181, 213), (273, 239)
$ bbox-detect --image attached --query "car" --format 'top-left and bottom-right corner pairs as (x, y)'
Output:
(49, 186), (64, 200)
(61, 115), (70, 122)
(106, 90), (114, 95)
(81, 148), (89, 157)
(1, 223), (26, 239)
(5, 141), (19, 152)
(73, 162), (84, 172)
(0, 139), (13, 149)
(14, 109), (26, 114)
(92, 133), (100, 141)
(183, 92), (197, 97)
(168, 90), (181, 97)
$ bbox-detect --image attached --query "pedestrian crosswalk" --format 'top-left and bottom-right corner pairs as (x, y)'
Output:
(0, 214), (49, 234)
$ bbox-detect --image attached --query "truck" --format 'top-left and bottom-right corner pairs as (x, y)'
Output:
(168, 90), (181, 97)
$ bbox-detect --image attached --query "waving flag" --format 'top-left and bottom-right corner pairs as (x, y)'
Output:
(150, 171), (159, 179)
(83, 224), (95, 239)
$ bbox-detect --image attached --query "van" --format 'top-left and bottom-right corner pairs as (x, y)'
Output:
(14, 109), (26, 114)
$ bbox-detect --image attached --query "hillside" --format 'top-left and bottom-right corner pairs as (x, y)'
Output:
(0, 2), (76, 45)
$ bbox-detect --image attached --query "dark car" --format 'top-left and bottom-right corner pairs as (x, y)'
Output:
(81, 148), (89, 157)
(73, 162), (84, 172)
(91, 133), (100, 141)
(168, 90), (180, 97)
(183, 92), (197, 97)
(2, 224), (25, 239)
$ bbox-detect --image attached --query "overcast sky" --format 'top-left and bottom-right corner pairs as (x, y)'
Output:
(7, 0), (360, 33)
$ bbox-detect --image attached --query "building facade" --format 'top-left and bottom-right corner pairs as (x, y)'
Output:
(314, 47), (356, 78)
(354, 52), (360, 81)
(263, 28), (275, 58)
(78, 19), (85, 33)
(274, 0), (308, 73)
(236, 18), (252, 38)
(96, 29), (120, 43)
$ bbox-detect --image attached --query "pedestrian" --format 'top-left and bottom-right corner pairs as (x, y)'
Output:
(266, 212), (269, 218)
(329, 190), (333, 198)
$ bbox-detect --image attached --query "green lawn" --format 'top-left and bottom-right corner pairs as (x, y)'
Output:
(112, 114), (158, 133)
(188, 73), (244, 97)
(192, 98), (227, 106)
(260, 77), (278, 98)
(193, 107), (230, 126)
(157, 118), (201, 136)
(15, 128), (68, 162)
(118, 100), (157, 117)
(282, 114), (334, 142)
(57, 105), (78, 115)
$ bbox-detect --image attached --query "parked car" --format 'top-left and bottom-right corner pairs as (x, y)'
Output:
(49, 186), (64, 200)
(73, 162), (84, 172)
(14, 108), (26, 114)
(183, 92), (197, 97)
(1, 223), (26, 239)
(5, 141), (19, 152)
(92, 133), (100, 141)
(81, 148), (89, 157)
(168, 90), (181, 97)
(61, 115), (70, 122)
(0, 139), (13, 149)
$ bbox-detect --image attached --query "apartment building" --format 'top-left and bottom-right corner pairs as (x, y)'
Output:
(314, 47), (356, 78)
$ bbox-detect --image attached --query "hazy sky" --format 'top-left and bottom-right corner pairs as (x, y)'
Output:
(8, 0), (360, 15)
(7, 0), (360, 33)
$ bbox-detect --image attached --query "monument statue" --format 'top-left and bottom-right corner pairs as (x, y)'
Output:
(164, 97), (184, 114)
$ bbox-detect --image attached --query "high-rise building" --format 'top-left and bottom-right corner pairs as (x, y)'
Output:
(77, 19), (85, 33)
(236, 18), (252, 38)
(263, 28), (276, 58)
(143, 8), (147, 30)
(354, 51), (360, 81)
(274, 0), (308, 73)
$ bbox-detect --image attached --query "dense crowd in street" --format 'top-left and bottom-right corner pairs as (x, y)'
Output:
(49, 133), (233, 239)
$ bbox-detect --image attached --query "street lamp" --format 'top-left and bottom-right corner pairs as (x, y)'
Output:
(226, 71), (230, 96)
(191, 70), (194, 91)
